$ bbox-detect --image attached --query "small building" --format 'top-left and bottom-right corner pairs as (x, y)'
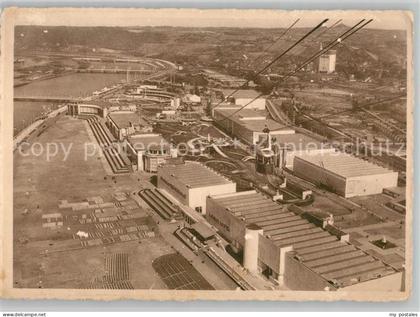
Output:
(41, 213), (63, 228)
(106, 111), (151, 141)
(293, 152), (398, 198)
(126, 133), (177, 172)
(213, 107), (295, 145)
(108, 104), (137, 112)
(184, 94), (201, 104)
(206, 190), (401, 290)
(132, 86), (176, 101)
(221, 89), (266, 110)
(157, 161), (236, 214)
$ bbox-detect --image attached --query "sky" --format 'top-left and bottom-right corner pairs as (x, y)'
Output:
(11, 8), (412, 30)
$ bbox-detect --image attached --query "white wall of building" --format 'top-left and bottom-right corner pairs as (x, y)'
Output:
(157, 168), (236, 214)
(329, 53), (336, 73)
(188, 182), (237, 215)
(345, 172), (398, 198)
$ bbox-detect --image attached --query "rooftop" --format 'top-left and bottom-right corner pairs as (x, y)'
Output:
(191, 221), (216, 240)
(209, 190), (397, 288)
(295, 152), (397, 178)
(214, 107), (294, 133)
(108, 111), (148, 130)
(220, 89), (264, 100)
(159, 161), (234, 188)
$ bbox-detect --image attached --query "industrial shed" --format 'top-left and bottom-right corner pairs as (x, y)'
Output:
(293, 152), (398, 198)
(157, 161), (236, 214)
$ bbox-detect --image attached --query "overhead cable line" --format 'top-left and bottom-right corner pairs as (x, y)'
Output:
(213, 19), (372, 125)
(282, 19), (372, 81)
(248, 18), (301, 68)
(211, 18), (328, 112)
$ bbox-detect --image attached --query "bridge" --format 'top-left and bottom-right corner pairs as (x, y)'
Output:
(14, 96), (83, 103)
(76, 69), (152, 74)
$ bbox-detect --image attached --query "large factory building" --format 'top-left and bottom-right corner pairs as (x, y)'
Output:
(206, 190), (402, 291)
(157, 161), (236, 214)
(293, 152), (398, 198)
(213, 107), (295, 145)
(220, 89), (266, 110)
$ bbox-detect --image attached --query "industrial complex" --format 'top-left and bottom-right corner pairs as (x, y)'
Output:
(12, 19), (408, 295)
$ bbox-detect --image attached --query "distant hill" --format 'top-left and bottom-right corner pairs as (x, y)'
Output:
(15, 25), (407, 78)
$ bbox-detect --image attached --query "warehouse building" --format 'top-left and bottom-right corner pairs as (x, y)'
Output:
(293, 152), (398, 198)
(126, 133), (177, 172)
(157, 161), (236, 214)
(213, 107), (295, 145)
(206, 190), (402, 291)
(106, 111), (152, 141)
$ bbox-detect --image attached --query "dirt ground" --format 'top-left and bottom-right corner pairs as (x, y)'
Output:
(13, 116), (169, 288)
(13, 116), (236, 290)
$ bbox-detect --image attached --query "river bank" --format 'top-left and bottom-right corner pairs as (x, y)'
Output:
(14, 72), (126, 135)
(13, 105), (68, 151)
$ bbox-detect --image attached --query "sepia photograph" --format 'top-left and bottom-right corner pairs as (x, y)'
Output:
(0, 8), (413, 301)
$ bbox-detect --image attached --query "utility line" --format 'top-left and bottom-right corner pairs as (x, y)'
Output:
(282, 19), (372, 81)
(211, 18), (328, 112)
(247, 18), (301, 68)
(213, 19), (371, 124)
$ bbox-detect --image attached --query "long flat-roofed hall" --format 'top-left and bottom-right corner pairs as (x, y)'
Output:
(157, 161), (236, 214)
(206, 190), (402, 291)
(294, 152), (398, 198)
